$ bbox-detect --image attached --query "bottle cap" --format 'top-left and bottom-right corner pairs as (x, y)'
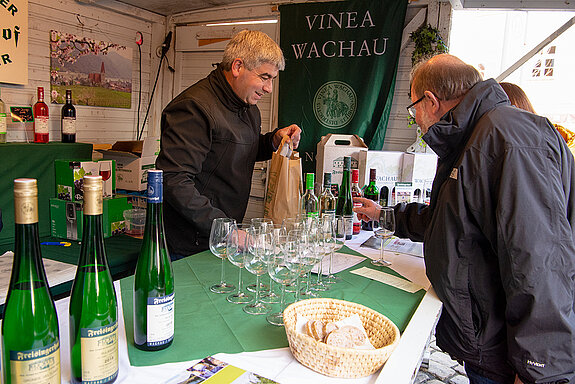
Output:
(343, 156), (351, 171)
(306, 173), (315, 189)
(369, 168), (377, 180)
(323, 172), (331, 186)
(14, 178), (38, 224)
(147, 169), (163, 203)
(351, 169), (359, 183)
(83, 175), (103, 215)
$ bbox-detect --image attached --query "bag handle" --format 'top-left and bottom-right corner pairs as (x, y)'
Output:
(275, 135), (293, 154)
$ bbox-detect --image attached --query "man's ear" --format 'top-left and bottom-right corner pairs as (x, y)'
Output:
(230, 58), (243, 78)
(424, 90), (441, 115)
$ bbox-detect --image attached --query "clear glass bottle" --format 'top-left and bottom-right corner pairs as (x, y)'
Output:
(351, 169), (362, 235)
(319, 172), (336, 217)
(134, 170), (175, 351)
(335, 156), (353, 240)
(33, 87), (49, 143)
(2, 178), (61, 384)
(69, 175), (118, 384)
(300, 173), (319, 217)
(0, 88), (7, 143)
(61, 89), (76, 143)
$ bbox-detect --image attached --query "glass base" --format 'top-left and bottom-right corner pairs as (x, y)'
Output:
(246, 282), (269, 293)
(260, 291), (280, 304)
(210, 282), (236, 294)
(243, 301), (272, 315)
(266, 312), (284, 326)
(324, 274), (340, 284)
(299, 289), (318, 298)
(310, 282), (329, 291)
(227, 291), (253, 304)
(284, 281), (297, 293)
(371, 259), (392, 267)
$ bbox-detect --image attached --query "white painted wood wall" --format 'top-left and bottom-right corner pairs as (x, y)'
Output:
(1, 0), (166, 143)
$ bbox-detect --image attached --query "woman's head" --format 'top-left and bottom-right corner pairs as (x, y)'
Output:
(499, 82), (536, 113)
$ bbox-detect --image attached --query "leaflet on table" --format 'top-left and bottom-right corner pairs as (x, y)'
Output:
(311, 252), (365, 275)
(163, 356), (280, 384)
(351, 267), (424, 293)
(360, 236), (424, 258)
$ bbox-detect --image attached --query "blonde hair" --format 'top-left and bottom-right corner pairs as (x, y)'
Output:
(499, 82), (536, 113)
(410, 54), (483, 100)
(221, 30), (285, 71)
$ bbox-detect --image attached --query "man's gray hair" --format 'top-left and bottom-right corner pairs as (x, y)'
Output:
(221, 29), (285, 71)
(410, 54), (483, 101)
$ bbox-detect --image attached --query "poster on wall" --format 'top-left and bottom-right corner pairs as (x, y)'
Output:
(278, 0), (408, 173)
(0, 0), (28, 84)
(50, 30), (133, 108)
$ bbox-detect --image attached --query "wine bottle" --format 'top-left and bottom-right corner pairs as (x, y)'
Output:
(319, 172), (336, 217)
(362, 169), (379, 231)
(33, 87), (49, 144)
(351, 169), (362, 235)
(69, 175), (118, 384)
(300, 173), (319, 217)
(380, 186), (389, 207)
(335, 156), (353, 240)
(0, 88), (7, 143)
(61, 89), (76, 143)
(2, 178), (61, 384)
(134, 169), (175, 351)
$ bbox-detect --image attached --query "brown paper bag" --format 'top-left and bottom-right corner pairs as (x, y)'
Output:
(264, 136), (302, 224)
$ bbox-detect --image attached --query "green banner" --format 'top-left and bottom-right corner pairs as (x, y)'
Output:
(278, 0), (407, 173)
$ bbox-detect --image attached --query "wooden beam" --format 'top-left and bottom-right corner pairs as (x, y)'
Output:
(401, 8), (427, 52)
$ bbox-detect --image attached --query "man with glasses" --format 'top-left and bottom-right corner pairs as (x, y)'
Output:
(157, 30), (301, 258)
(355, 54), (575, 384)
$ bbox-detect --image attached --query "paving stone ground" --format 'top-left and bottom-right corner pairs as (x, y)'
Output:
(415, 332), (470, 384)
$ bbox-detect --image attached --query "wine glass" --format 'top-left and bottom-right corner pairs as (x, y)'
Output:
(226, 224), (254, 304)
(261, 224), (282, 304)
(372, 207), (396, 267)
(209, 218), (236, 294)
(243, 229), (274, 315)
(325, 214), (346, 284)
(99, 161), (112, 197)
(298, 218), (321, 298)
(266, 234), (298, 326)
(246, 218), (272, 295)
(311, 215), (333, 292)
(286, 229), (317, 302)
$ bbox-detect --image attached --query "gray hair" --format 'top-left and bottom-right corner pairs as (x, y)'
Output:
(410, 54), (483, 100)
(221, 29), (285, 71)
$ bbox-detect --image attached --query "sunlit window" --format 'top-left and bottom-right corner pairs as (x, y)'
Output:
(531, 46), (556, 79)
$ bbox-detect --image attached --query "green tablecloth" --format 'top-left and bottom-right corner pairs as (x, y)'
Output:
(120, 246), (426, 367)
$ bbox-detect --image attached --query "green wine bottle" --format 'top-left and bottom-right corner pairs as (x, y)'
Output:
(133, 169), (175, 351)
(69, 175), (118, 384)
(2, 178), (61, 384)
(335, 156), (354, 240)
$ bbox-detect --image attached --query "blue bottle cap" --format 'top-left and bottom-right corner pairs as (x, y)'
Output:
(147, 170), (163, 203)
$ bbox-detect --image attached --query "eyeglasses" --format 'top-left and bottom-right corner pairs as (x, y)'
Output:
(406, 95), (425, 119)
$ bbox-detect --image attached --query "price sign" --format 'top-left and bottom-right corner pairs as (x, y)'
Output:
(10, 106), (34, 122)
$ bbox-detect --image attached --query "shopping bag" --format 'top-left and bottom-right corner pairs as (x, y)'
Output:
(264, 136), (302, 224)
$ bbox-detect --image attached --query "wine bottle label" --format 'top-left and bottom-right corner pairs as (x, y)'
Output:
(34, 117), (49, 134)
(344, 216), (353, 239)
(9, 340), (61, 384)
(80, 322), (119, 383)
(62, 117), (76, 134)
(0, 113), (6, 133)
(14, 190), (38, 224)
(146, 292), (175, 346)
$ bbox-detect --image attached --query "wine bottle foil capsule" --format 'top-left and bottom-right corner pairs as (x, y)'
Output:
(83, 175), (103, 215)
(147, 169), (163, 203)
(14, 178), (38, 224)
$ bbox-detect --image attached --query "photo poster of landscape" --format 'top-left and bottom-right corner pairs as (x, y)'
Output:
(50, 30), (133, 108)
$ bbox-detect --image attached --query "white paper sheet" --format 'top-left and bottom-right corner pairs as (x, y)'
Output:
(350, 267), (423, 293)
(311, 251), (365, 275)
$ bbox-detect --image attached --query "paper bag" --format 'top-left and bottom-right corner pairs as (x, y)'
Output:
(264, 136), (302, 224)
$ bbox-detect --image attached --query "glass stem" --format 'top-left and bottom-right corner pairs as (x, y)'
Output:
(317, 255), (323, 284)
(220, 258), (226, 285)
(237, 268), (243, 294)
(329, 250), (334, 275)
(280, 284), (287, 312)
(296, 275), (301, 301)
(380, 237), (385, 262)
(254, 274), (261, 304)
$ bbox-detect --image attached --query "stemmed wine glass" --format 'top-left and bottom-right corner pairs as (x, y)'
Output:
(311, 215), (334, 291)
(325, 214), (346, 284)
(266, 234), (297, 326)
(371, 207), (396, 267)
(209, 218), (236, 294)
(243, 229), (274, 315)
(226, 224), (254, 304)
(99, 161), (112, 197)
(286, 229), (317, 302)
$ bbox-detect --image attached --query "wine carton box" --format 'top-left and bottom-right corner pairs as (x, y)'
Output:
(358, 151), (404, 205)
(401, 153), (438, 203)
(55, 159), (116, 201)
(49, 196), (132, 240)
(316, 134), (368, 188)
(98, 136), (160, 191)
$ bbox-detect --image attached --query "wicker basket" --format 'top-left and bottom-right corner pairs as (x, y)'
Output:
(283, 298), (400, 378)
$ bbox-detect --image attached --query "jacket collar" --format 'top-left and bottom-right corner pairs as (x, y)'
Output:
(209, 64), (252, 113)
(423, 79), (510, 158)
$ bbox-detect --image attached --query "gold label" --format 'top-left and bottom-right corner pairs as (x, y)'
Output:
(14, 195), (37, 224)
(10, 341), (61, 384)
(80, 323), (118, 383)
(83, 188), (103, 215)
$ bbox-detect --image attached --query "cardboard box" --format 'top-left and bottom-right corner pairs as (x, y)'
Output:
(401, 153), (438, 203)
(316, 134), (368, 188)
(98, 136), (160, 191)
(55, 159), (116, 201)
(116, 189), (148, 209)
(49, 197), (132, 240)
(358, 151), (404, 205)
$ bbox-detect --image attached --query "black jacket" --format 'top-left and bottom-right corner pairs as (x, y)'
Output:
(395, 79), (575, 383)
(156, 66), (276, 256)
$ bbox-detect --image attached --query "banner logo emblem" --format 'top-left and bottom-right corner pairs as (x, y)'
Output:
(313, 81), (357, 129)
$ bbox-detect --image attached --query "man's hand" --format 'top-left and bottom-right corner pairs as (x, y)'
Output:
(273, 124), (302, 149)
(353, 197), (382, 221)
(514, 375), (524, 384)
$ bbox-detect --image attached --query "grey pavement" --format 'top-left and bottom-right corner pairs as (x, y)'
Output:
(415, 332), (469, 384)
